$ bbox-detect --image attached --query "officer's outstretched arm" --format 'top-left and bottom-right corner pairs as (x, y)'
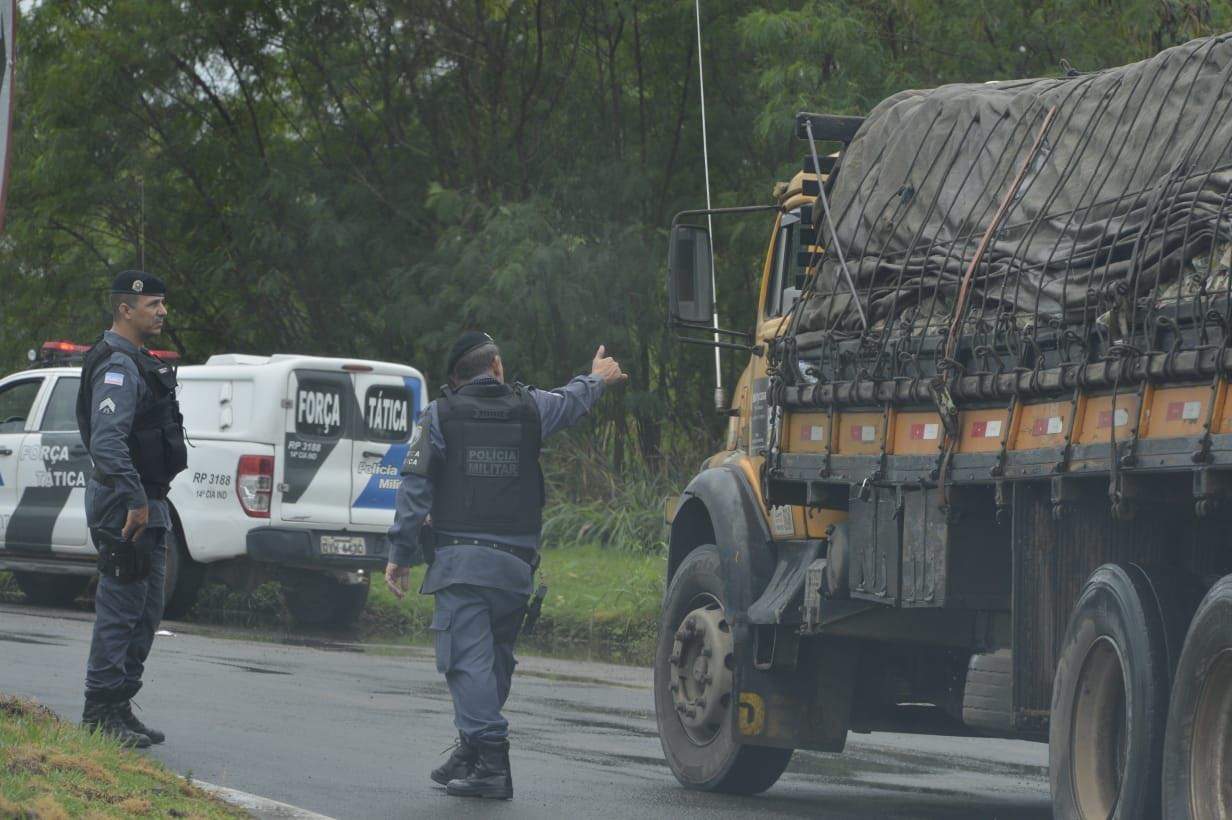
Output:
(534, 346), (627, 438)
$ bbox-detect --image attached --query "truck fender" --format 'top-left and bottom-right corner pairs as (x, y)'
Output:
(669, 464), (776, 621)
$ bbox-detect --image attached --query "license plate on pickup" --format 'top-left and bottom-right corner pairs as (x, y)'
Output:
(319, 535), (367, 556)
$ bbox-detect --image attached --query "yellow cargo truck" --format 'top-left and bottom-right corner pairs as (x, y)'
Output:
(657, 35), (1232, 819)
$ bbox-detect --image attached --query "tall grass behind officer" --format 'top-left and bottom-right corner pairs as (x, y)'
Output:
(385, 332), (626, 800)
(76, 271), (188, 748)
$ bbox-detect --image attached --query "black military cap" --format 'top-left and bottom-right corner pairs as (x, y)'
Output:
(446, 330), (496, 376)
(110, 270), (166, 297)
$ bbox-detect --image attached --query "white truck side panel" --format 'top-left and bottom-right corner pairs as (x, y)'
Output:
(169, 440), (273, 563)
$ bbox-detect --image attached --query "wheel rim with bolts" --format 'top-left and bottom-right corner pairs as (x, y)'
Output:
(668, 595), (734, 746)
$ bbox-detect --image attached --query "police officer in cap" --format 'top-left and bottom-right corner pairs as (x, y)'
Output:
(385, 332), (625, 799)
(77, 271), (188, 747)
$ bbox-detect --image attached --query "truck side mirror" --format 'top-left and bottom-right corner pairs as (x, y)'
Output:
(668, 224), (715, 325)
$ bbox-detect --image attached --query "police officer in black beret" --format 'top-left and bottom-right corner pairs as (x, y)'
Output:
(386, 331), (625, 799)
(77, 271), (188, 747)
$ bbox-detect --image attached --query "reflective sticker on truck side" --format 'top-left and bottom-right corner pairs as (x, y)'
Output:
(769, 505), (795, 537)
(750, 378), (769, 454)
(737, 692), (766, 736)
(850, 425), (876, 442)
(1097, 408), (1130, 429)
(1166, 401), (1202, 422)
(1031, 416), (1064, 436)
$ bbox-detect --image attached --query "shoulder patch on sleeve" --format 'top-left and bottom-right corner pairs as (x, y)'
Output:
(104, 371), (125, 386)
(402, 424), (432, 477)
(98, 397), (117, 415)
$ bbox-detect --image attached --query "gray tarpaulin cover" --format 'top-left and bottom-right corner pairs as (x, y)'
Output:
(799, 33), (1232, 336)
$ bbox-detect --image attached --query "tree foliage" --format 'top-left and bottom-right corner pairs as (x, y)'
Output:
(4, 0), (1231, 470)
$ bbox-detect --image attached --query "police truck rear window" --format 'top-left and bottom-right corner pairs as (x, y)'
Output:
(295, 380), (347, 438)
(364, 385), (412, 442)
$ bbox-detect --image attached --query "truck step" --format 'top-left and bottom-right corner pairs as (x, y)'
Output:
(962, 649), (1013, 733)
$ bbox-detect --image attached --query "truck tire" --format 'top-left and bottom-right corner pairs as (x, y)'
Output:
(12, 572), (89, 607)
(1049, 564), (1171, 820)
(284, 574), (370, 628)
(654, 544), (792, 795)
(162, 526), (205, 620)
(1162, 574), (1232, 819)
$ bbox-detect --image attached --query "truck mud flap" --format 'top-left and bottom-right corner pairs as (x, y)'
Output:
(735, 637), (858, 753)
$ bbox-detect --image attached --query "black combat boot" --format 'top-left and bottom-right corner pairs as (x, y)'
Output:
(446, 738), (512, 799)
(82, 696), (151, 749)
(431, 733), (477, 785)
(116, 701), (165, 744)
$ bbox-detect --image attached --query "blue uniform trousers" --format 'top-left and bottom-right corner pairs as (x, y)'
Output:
(85, 528), (167, 699)
(431, 583), (527, 742)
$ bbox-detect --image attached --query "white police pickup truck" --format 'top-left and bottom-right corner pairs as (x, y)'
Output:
(0, 342), (426, 626)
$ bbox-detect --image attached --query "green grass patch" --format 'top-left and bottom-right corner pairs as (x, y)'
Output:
(363, 544), (665, 664)
(0, 693), (242, 819)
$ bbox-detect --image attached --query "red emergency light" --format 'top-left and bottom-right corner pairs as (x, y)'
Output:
(38, 340), (181, 364)
(41, 340), (90, 356)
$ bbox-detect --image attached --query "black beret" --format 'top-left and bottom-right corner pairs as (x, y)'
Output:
(447, 330), (496, 376)
(110, 270), (166, 297)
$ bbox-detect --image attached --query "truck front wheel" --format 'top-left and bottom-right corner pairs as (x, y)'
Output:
(1049, 564), (1171, 820)
(654, 544), (792, 795)
(1162, 574), (1232, 819)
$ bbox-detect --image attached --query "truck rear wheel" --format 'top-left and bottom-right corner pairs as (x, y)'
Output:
(654, 545), (792, 795)
(1162, 574), (1232, 819)
(1049, 564), (1170, 820)
(162, 527), (205, 620)
(12, 571), (89, 607)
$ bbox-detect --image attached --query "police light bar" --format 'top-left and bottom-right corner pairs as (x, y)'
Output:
(149, 349), (180, 362)
(41, 340), (91, 356)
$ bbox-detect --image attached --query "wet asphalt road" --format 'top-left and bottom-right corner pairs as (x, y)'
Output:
(0, 600), (1051, 819)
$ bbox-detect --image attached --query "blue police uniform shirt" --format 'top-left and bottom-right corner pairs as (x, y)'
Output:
(387, 373), (606, 595)
(83, 330), (171, 531)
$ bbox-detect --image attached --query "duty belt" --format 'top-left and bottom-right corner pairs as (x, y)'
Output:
(434, 535), (540, 570)
(91, 468), (169, 501)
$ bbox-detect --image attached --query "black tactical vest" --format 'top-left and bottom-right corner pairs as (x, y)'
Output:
(431, 381), (543, 536)
(76, 339), (188, 491)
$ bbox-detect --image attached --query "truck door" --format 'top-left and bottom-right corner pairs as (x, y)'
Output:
(350, 373), (422, 526)
(0, 376), (43, 548)
(17, 374), (91, 553)
(280, 370), (354, 525)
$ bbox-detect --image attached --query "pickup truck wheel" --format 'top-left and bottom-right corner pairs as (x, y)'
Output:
(161, 527), (204, 620)
(284, 574), (369, 628)
(654, 544), (792, 795)
(1049, 564), (1171, 820)
(1162, 574), (1232, 819)
(12, 572), (89, 607)
(331, 579), (370, 627)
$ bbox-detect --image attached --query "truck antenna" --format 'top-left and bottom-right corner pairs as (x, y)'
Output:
(694, 0), (725, 413)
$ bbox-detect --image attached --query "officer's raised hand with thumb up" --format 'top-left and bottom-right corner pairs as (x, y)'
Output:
(591, 345), (628, 385)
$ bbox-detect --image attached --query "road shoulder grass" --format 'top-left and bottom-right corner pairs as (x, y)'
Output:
(363, 544), (665, 664)
(0, 694), (241, 819)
